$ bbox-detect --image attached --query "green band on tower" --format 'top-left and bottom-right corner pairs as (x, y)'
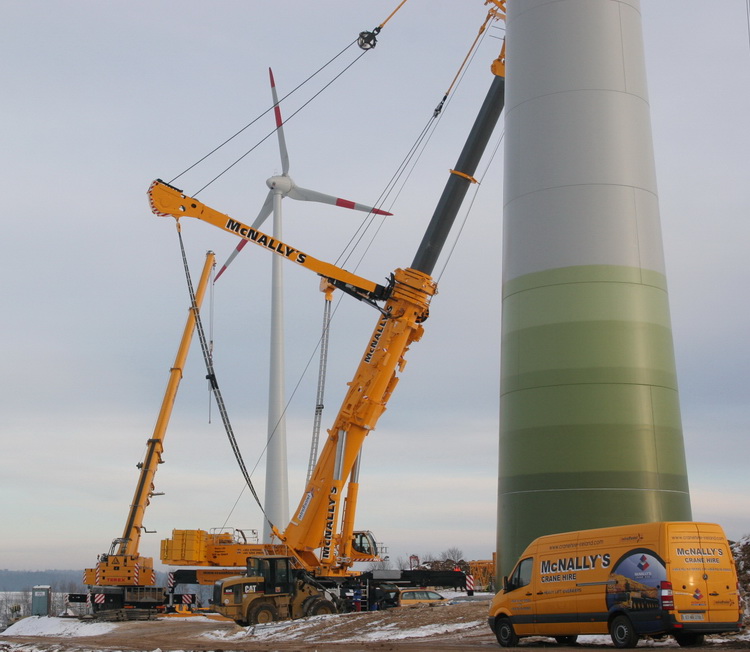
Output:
(498, 264), (691, 574)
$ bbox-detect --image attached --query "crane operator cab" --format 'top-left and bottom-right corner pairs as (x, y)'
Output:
(352, 530), (378, 558)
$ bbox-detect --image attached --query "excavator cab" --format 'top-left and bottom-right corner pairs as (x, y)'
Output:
(352, 531), (378, 558)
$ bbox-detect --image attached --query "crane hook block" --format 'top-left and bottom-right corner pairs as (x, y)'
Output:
(358, 26), (380, 50)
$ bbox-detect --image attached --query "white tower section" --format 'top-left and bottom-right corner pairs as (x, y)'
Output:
(263, 188), (290, 542)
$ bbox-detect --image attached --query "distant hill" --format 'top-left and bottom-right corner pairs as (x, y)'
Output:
(0, 569), (173, 593)
(0, 570), (86, 593)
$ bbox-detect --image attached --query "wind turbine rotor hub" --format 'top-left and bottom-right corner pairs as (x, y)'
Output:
(267, 175), (293, 195)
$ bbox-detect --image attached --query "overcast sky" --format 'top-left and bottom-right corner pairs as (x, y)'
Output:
(2, 1), (749, 573)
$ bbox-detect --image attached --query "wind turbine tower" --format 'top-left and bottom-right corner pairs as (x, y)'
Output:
(217, 69), (391, 543)
(498, 0), (692, 575)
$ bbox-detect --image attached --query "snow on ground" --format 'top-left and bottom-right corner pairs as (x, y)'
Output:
(577, 636), (675, 647)
(356, 619), (479, 642)
(160, 614), (228, 623)
(554, 634), (750, 647)
(205, 593), (490, 644)
(3, 600), (749, 649)
(205, 609), (485, 645)
(1, 615), (116, 637)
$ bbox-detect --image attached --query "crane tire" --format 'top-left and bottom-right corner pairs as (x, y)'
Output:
(247, 602), (279, 625)
(307, 598), (337, 616)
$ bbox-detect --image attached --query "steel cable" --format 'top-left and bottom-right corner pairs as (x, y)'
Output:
(175, 223), (269, 526)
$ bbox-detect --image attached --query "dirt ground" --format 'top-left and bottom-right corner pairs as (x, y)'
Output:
(2, 600), (750, 652)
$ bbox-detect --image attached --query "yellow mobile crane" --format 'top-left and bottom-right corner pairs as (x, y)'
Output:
(148, 180), (418, 579)
(83, 252), (215, 612)
(148, 2), (507, 623)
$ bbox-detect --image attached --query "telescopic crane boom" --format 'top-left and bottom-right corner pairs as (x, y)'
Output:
(84, 251), (215, 594)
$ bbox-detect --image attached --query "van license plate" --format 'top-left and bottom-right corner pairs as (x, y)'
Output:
(681, 614), (704, 621)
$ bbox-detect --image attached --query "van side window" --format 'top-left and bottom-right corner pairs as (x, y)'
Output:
(508, 557), (533, 591)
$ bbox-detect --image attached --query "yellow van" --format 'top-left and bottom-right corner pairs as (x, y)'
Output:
(488, 522), (743, 648)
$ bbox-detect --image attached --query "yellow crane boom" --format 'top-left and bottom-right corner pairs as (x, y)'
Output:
(84, 251), (215, 588)
(148, 180), (388, 306)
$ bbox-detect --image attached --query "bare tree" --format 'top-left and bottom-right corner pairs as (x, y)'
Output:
(365, 558), (393, 571)
(441, 547), (464, 563)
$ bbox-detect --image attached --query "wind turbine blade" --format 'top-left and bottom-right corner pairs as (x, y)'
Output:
(214, 242), (246, 281)
(269, 68), (290, 176)
(215, 190), (274, 281)
(251, 190), (275, 229)
(288, 185), (392, 216)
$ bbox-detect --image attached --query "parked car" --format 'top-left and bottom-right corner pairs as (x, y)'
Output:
(397, 589), (447, 607)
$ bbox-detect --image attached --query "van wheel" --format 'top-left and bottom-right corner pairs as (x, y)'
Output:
(307, 598), (337, 616)
(495, 617), (519, 647)
(674, 633), (705, 647)
(554, 635), (578, 645)
(610, 615), (639, 648)
(247, 602), (279, 625)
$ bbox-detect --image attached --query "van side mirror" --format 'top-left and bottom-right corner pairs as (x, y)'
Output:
(503, 576), (510, 592)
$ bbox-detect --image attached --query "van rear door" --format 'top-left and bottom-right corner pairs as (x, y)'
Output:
(667, 522), (739, 626)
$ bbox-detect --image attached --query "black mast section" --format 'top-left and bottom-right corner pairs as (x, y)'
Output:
(411, 74), (506, 276)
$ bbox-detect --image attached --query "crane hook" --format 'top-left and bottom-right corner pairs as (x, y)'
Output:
(358, 26), (380, 50)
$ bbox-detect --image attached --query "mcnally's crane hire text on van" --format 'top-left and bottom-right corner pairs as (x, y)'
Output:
(676, 548), (725, 564)
(488, 522), (743, 649)
(540, 553), (611, 582)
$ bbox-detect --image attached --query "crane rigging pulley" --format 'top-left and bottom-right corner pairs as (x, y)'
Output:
(358, 0), (411, 49)
(357, 27), (380, 50)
